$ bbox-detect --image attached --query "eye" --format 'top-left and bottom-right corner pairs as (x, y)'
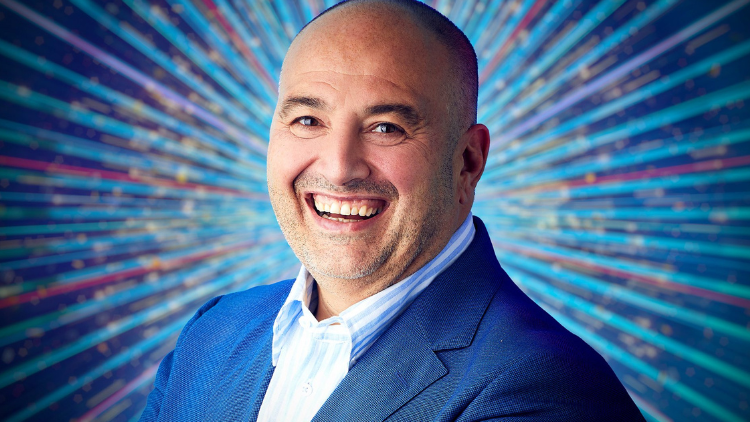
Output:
(364, 122), (407, 146)
(295, 116), (319, 127)
(289, 116), (324, 139)
(372, 123), (401, 134)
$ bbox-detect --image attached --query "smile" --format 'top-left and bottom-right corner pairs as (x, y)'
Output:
(310, 193), (386, 223)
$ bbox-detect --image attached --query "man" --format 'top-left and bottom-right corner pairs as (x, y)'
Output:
(141, 1), (645, 421)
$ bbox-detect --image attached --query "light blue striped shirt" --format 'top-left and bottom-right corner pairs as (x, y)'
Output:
(257, 214), (476, 422)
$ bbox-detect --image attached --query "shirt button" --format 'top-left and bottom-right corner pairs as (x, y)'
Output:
(301, 382), (313, 396)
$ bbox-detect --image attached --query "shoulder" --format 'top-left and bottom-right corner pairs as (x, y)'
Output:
(178, 279), (295, 343)
(212, 278), (295, 316)
(457, 281), (644, 420)
(476, 279), (624, 389)
(461, 338), (643, 420)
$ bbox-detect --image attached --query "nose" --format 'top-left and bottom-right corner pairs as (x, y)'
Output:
(316, 127), (370, 186)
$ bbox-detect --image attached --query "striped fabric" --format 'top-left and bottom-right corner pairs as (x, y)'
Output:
(256, 213), (476, 422)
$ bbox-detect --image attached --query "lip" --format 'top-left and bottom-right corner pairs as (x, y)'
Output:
(304, 192), (389, 232)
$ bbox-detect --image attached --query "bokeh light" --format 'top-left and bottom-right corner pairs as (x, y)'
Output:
(0, 0), (749, 421)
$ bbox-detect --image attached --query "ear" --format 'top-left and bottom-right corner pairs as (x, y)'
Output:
(457, 124), (490, 205)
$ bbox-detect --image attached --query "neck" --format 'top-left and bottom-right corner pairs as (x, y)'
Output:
(312, 274), (386, 321)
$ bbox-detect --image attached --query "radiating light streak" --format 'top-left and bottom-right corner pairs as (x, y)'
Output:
(69, 0), (272, 137)
(0, 236), (283, 309)
(0, 124), (262, 190)
(233, 0), (289, 62)
(467, 0), (508, 48)
(200, 0), (279, 85)
(488, 39), (750, 167)
(474, 212), (750, 238)
(0, 192), (257, 210)
(4, 261), (295, 422)
(212, 0), (279, 73)
(0, 39), (267, 166)
(489, 154), (750, 200)
(67, 0), (270, 137)
(77, 361), (160, 422)
(505, 260), (750, 389)
(494, 249), (750, 341)
(0, 0), (267, 154)
(630, 392), (673, 422)
(154, 0), (277, 100)
(477, 0), (542, 78)
(266, 0), (304, 39)
(483, 0), (581, 91)
(0, 82), (265, 180)
(0, 261), (257, 389)
(0, 215), (255, 236)
(483, 80), (750, 180)
(0, 155), (266, 198)
(501, 225), (750, 260)
(481, 0), (681, 131)
(479, 0), (627, 108)
(0, 227), (261, 270)
(491, 0), (750, 147)
(490, 127), (750, 192)
(0, 168), (266, 201)
(490, 236), (750, 301)
(497, 169), (750, 201)
(0, 245), (291, 348)
(478, 0), (548, 83)
(480, 204), (750, 222)
(0, 226), (279, 297)
(519, 276), (747, 422)
(4, 316), (192, 422)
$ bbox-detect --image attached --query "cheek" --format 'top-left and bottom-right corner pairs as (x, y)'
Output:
(267, 131), (313, 189)
(371, 149), (431, 197)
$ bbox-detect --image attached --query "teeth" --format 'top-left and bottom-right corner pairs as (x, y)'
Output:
(312, 195), (383, 219)
(322, 214), (359, 223)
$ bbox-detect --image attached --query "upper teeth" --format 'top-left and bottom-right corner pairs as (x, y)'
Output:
(313, 195), (381, 217)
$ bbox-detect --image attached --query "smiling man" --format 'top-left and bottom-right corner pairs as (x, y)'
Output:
(140, 1), (644, 421)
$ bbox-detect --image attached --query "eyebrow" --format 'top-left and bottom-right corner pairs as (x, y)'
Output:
(278, 96), (329, 118)
(365, 103), (424, 127)
(278, 97), (424, 127)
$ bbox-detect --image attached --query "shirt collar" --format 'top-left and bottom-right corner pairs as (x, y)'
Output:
(271, 213), (476, 366)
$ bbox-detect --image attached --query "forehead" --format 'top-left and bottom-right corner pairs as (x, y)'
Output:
(278, 6), (452, 107)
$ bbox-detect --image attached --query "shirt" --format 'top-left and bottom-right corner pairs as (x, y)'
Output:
(256, 213), (476, 422)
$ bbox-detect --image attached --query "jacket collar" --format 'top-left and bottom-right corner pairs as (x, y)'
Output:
(312, 216), (505, 422)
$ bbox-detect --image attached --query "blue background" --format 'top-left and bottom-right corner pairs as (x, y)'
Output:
(0, 0), (749, 421)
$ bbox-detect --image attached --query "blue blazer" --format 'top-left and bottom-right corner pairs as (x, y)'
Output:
(141, 217), (644, 421)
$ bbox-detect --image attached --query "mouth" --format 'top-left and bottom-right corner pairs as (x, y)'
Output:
(307, 193), (387, 223)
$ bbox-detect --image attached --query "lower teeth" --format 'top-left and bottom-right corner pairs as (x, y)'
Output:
(318, 210), (378, 222)
(322, 215), (358, 223)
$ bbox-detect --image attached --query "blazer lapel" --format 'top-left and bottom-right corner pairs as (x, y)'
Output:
(313, 217), (504, 421)
(205, 322), (276, 421)
(243, 332), (276, 421)
(311, 311), (447, 422)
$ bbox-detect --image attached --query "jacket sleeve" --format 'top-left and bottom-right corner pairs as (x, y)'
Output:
(458, 345), (646, 422)
(138, 295), (224, 422)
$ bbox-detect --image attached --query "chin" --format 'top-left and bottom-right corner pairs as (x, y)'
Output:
(300, 248), (388, 281)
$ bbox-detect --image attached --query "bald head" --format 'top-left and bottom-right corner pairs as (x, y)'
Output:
(285, 0), (478, 136)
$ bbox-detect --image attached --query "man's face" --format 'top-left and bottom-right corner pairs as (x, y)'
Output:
(267, 9), (465, 291)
